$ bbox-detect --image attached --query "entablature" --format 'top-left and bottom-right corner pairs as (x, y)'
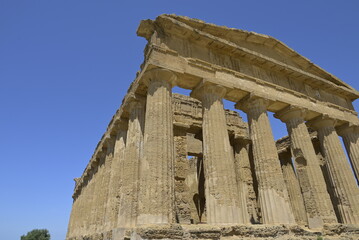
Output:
(138, 14), (359, 101)
(144, 47), (359, 126)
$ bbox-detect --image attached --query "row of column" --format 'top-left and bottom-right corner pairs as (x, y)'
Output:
(275, 107), (338, 228)
(67, 138), (118, 237)
(68, 68), (176, 240)
(190, 79), (359, 227)
(69, 68), (359, 239)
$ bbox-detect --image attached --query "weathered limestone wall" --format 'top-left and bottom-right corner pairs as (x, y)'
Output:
(173, 129), (192, 224)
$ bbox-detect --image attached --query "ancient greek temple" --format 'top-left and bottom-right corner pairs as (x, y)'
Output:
(66, 15), (359, 240)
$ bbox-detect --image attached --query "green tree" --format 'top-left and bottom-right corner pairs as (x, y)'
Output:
(21, 229), (50, 240)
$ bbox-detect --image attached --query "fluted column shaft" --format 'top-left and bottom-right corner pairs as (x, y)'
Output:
(312, 118), (359, 224)
(237, 96), (295, 224)
(338, 125), (359, 182)
(79, 177), (92, 235)
(74, 189), (82, 236)
(233, 139), (252, 224)
(191, 82), (244, 224)
(83, 171), (95, 234)
(89, 153), (105, 234)
(118, 99), (145, 227)
(67, 193), (79, 237)
(279, 151), (308, 226)
(96, 140), (114, 233)
(277, 108), (337, 228)
(66, 197), (75, 238)
(104, 124), (127, 231)
(137, 68), (176, 224)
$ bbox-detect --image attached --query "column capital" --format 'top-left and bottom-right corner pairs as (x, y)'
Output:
(337, 123), (359, 136)
(94, 150), (107, 166)
(124, 93), (146, 112)
(279, 147), (292, 158)
(142, 67), (177, 88)
(233, 134), (251, 145)
(103, 135), (116, 153)
(308, 115), (337, 130)
(112, 118), (128, 132)
(90, 160), (99, 169)
(274, 105), (307, 123)
(190, 79), (226, 101)
(234, 94), (270, 113)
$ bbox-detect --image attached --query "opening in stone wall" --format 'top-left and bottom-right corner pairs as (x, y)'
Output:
(186, 155), (206, 224)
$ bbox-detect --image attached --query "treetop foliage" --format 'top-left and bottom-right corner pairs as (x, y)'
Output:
(21, 229), (50, 240)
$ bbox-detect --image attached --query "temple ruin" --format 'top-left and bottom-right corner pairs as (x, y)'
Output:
(66, 15), (359, 239)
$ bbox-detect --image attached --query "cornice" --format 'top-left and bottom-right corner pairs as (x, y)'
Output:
(137, 14), (359, 100)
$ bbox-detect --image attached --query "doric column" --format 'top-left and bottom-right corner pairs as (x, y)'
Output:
(89, 152), (106, 234)
(337, 124), (359, 183)
(236, 95), (295, 224)
(276, 107), (337, 228)
(191, 81), (245, 224)
(78, 176), (91, 236)
(85, 163), (101, 235)
(104, 121), (127, 231)
(71, 190), (81, 236)
(310, 116), (359, 224)
(118, 96), (145, 227)
(82, 170), (96, 234)
(66, 196), (75, 239)
(73, 190), (82, 236)
(96, 138), (115, 233)
(278, 150), (308, 226)
(137, 68), (176, 224)
(67, 191), (79, 238)
(233, 137), (253, 224)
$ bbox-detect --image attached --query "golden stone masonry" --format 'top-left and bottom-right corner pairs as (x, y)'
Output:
(66, 15), (359, 239)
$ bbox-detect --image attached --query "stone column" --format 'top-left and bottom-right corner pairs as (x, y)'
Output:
(118, 96), (145, 227)
(137, 68), (176, 224)
(276, 107), (337, 228)
(310, 116), (359, 224)
(75, 186), (86, 237)
(67, 191), (79, 238)
(68, 194), (78, 237)
(66, 197), (75, 239)
(82, 169), (96, 234)
(236, 95), (295, 224)
(95, 139), (115, 234)
(103, 122), (127, 231)
(89, 152), (106, 234)
(233, 137), (253, 224)
(337, 124), (359, 183)
(78, 177), (91, 236)
(278, 150), (308, 226)
(191, 81), (244, 224)
(76, 192), (84, 236)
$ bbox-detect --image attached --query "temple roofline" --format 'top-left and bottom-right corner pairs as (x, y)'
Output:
(137, 14), (359, 99)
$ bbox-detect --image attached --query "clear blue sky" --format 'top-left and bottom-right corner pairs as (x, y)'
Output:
(1, 1), (358, 240)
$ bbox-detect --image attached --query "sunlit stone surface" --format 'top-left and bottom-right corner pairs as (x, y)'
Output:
(66, 14), (359, 240)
